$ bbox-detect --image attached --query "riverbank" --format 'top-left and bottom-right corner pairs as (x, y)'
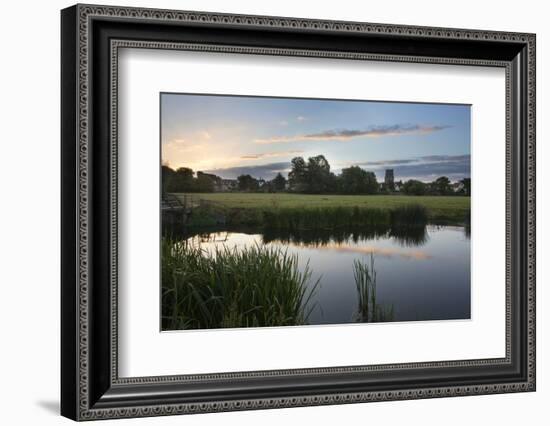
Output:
(172, 193), (470, 227)
(162, 239), (319, 330)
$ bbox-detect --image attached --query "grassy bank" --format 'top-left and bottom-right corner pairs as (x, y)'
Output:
(161, 238), (395, 330)
(174, 193), (469, 225)
(162, 239), (319, 330)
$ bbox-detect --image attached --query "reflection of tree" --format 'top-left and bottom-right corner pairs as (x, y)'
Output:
(389, 225), (429, 247)
(353, 255), (394, 323)
(262, 226), (390, 246)
(263, 224), (429, 248)
(164, 222), (431, 250)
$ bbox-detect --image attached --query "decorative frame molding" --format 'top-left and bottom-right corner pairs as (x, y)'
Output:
(61, 4), (535, 421)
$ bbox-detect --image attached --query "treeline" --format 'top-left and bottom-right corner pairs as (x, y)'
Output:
(162, 155), (471, 196)
(162, 166), (215, 193)
(287, 155), (470, 196)
(288, 155), (378, 194)
(401, 176), (470, 196)
(162, 165), (288, 193)
(236, 173), (287, 192)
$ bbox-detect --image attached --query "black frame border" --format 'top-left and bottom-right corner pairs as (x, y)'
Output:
(61, 4), (536, 421)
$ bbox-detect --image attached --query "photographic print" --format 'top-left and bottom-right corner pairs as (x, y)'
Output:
(160, 93), (471, 331)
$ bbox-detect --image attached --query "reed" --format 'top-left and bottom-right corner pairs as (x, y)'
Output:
(263, 206), (390, 230)
(353, 255), (394, 323)
(167, 197), (435, 232)
(389, 204), (429, 227)
(161, 238), (319, 330)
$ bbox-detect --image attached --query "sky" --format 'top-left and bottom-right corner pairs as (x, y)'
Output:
(161, 93), (470, 182)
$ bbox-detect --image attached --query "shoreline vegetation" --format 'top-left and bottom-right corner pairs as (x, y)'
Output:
(353, 256), (394, 323)
(161, 240), (319, 330)
(161, 238), (398, 330)
(171, 193), (470, 228)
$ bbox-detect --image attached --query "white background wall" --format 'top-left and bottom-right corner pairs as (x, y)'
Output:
(0, 0), (546, 424)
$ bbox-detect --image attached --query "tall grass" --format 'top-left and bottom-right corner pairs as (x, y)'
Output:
(168, 202), (432, 232)
(353, 255), (394, 323)
(264, 205), (427, 230)
(389, 204), (428, 227)
(161, 238), (319, 330)
(263, 206), (389, 230)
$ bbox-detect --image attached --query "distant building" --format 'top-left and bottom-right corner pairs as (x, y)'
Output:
(220, 179), (238, 192)
(452, 181), (465, 193)
(384, 169), (395, 191)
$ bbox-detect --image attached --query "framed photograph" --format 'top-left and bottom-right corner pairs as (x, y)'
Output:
(61, 4), (536, 421)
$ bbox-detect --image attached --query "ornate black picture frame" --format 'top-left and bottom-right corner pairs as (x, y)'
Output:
(61, 4), (536, 421)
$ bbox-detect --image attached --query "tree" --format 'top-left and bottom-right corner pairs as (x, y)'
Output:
(306, 155), (332, 193)
(194, 173), (215, 192)
(162, 165), (196, 192)
(272, 173), (287, 191)
(340, 166), (379, 194)
(403, 179), (427, 195)
(160, 165), (217, 193)
(363, 171), (379, 194)
(288, 156), (308, 192)
(432, 176), (452, 195)
(460, 178), (471, 196)
(237, 174), (259, 191)
(161, 165), (176, 193)
(172, 167), (194, 192)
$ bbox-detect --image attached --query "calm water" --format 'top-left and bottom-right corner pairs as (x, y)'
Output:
(181, 225), (471, 324)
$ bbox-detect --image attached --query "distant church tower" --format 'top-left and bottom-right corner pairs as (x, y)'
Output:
(384, 169), (395, 191)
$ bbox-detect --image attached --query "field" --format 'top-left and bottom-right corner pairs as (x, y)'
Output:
(174, 193), (470, 224)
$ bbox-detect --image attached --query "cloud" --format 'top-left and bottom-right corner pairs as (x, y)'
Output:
(239, 150), (304, 160)
(354, 154), (470, 182)
(197, 131), (211, 140)
(206, 154), (470, 182)
(418, 154), (470, 162)
(355, 154), (469, 168)
(205, 162), (291, 180)
(254, 124), (452, 144)
(162, 138), (207, 155)
(164, 131), (212, 147)
(357, 159), (417, 166)
(317, 243), (432, 260)
(296, 116), (307, 122)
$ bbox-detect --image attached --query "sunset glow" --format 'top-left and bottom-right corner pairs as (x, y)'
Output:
(161, 93), (470, 182)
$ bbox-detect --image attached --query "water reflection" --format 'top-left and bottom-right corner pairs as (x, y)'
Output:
(353, 255), (395, 323)
(167, 223), (430, 248)
(171, 224), (471, 325)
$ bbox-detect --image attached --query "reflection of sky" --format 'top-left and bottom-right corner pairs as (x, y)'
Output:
(161, 94), (470, 182)
(283, 241), (432, 260)
(190, 233), (432, 260)
(186, 226), (470, 324)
